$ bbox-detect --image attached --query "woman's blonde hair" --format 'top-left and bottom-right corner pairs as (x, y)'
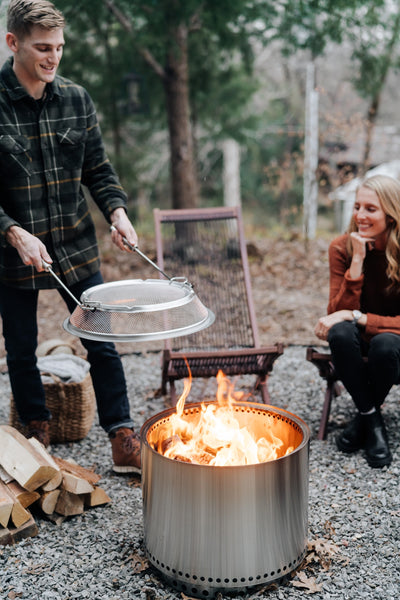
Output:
(347, 174), (400, 289)
(7, 0), (65, 38)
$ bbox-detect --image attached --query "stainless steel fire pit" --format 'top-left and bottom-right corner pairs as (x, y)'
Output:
(140, 401), (310, 598)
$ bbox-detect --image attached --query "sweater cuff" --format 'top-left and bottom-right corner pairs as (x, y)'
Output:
(0, 218), (21, 247)
(344, 269), (364, 285)
(364, 313), (380, 337)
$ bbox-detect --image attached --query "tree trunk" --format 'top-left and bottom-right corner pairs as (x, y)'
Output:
(103, 0), (199, 210)
(164, 24), (198, 209)
(361, 95), (380, 175)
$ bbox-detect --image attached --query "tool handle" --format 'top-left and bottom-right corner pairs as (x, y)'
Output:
(42, 261), (82, 307)
(110, 225), (171, 280)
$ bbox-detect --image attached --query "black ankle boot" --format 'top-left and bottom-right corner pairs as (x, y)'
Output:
(361, 411), (392, 468)
(336, 414), (365, 453)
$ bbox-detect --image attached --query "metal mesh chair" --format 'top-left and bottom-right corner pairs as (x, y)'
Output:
(153, 206), (284, 405)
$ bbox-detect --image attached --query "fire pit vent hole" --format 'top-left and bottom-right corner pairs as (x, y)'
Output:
(147, 550), (307, 595)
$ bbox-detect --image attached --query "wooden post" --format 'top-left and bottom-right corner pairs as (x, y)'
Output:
(222, 139), (241, 208)
(303, 61), (319, 240)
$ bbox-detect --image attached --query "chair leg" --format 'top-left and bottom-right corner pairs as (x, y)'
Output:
(169, 381), (178, 407)
(260, 381), (270, 404)
(317, 382), (335, 441)
(254, 375), (270, 404)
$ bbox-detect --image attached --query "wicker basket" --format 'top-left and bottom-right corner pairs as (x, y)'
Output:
(10, 370), (96, 443)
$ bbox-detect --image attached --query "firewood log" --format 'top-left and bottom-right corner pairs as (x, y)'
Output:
(0, 481), (14, 528)
(10, 515), (38, 543)
(61, 472), (94, 495)
(0, 516), (38, 546)
(41, 470), (63, 492)
(6, 480), (40, 509)
(0, 465), (14, 484)
(52, 456), (101, 485)
(38, 490), (61, 515)
(10, 500), (31, 528)
(55, 490), (84, 516)
(0, 426), (59, 491)
(84, 486), (111, 507)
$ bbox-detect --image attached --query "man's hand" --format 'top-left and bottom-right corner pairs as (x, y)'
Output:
(110, 207), (138, 252)
(6, 226), (52, 271)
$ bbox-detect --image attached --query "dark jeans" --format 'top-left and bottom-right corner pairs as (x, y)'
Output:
(328, 320), (400, 412)
(0, 272), (134, 433)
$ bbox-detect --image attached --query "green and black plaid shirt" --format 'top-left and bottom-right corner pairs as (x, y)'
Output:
(0, 57), (128, 289)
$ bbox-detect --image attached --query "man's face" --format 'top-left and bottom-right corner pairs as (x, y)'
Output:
(9, 25), (65, 91)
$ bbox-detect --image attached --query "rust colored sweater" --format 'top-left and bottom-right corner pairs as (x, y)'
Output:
(328, 234), (400, 340)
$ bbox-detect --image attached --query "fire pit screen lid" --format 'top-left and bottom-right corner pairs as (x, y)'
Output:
(62, 277), (215, 342)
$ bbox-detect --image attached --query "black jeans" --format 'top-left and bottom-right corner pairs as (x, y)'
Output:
(328, 320), (400, 412)
(0, 272), (134, 433)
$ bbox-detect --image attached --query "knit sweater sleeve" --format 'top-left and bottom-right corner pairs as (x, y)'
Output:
(327, 235), (363, 314)
(327, 235), (400, 338)
(366, 313), (400, 337)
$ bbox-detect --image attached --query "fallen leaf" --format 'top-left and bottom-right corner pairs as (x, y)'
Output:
(130, 551), (149, 573)
(292, 571), (323, 594)
(312, 538), (340, 556)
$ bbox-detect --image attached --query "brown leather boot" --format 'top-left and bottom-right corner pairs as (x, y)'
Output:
(110, 427), (141, 474)
(27, 420), (50, 448)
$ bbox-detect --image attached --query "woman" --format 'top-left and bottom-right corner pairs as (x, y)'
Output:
(315, 174), (400, 468)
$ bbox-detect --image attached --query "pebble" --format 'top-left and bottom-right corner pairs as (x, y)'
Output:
(0, 346), (399, 599)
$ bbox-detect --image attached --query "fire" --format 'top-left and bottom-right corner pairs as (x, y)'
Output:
(154, 370), (294, 466)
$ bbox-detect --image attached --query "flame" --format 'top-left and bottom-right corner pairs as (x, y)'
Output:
(155, 369), (294, 466)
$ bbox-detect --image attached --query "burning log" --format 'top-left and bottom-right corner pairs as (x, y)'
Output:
(152, 370), (299, 467)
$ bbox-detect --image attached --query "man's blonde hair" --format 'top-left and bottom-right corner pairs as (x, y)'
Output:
(7, 0), (65, 38)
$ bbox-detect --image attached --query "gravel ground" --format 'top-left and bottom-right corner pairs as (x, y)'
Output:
(0, 345), (399, 600)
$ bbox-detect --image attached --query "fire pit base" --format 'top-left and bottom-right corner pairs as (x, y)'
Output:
(147, 548), (307, 598)
(141, 402), (310, 598)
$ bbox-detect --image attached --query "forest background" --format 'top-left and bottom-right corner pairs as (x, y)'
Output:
(0, 0), (399, 354)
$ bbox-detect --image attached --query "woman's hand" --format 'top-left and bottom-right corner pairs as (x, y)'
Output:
(314, 309), (353, 341)
(349, 232), (374, 279)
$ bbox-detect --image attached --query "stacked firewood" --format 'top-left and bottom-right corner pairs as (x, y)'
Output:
(0, 425), (110, 545)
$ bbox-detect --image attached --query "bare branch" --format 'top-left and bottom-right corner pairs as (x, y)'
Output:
(103, 0), (167, 80)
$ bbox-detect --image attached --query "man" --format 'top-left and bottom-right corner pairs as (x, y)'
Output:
(0, 0), (141, 474)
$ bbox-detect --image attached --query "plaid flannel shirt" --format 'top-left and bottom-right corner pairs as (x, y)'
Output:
(0, 57), (128, 289)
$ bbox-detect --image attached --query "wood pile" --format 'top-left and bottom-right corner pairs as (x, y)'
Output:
(0, 425), (111, 546)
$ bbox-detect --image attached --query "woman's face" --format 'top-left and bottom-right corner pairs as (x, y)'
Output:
(353, 186), (391, 244)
